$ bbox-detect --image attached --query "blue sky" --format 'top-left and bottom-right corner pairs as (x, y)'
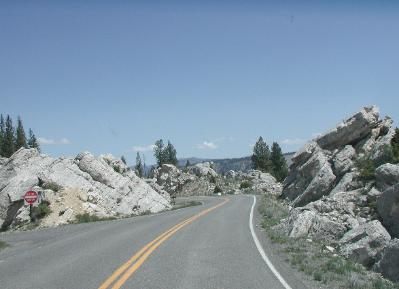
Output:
(1, 1), (398, 165)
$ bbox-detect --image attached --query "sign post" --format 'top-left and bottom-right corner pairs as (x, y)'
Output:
(24, 190), (38, 221)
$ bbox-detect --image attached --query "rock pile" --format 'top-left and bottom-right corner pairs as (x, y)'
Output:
(277, 106), (399, 281)
(0, 149), (171, 229)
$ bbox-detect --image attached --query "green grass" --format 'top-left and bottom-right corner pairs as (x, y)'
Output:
(258, 194), (399, 289)
(0, 240), (8, 251)
(73, 213), (117, 223)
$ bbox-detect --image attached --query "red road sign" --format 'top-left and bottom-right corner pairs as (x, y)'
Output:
(24, 190), (38, 205)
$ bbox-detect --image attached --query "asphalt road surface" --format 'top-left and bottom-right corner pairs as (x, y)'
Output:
(0, 195), (309, 289)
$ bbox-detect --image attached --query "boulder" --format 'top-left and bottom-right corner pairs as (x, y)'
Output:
(239, 170), (282, 195)
(292, 162), (336, 207)
(375, 163), (399, 190)
(333, 145), (356, 176)
(377, 183), (399, 238)
(330, 171), (361, 195)
(315, 106), (379, 150)
(373, 238), (399, 282)
(340, 220), (391, 267)
(188, 162), (217, 178)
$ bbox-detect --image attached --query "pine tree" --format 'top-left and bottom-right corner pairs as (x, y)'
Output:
(3, 115), (15, 157)
(135, 152), (144, 177)
(0, 115), (4, 157)
(165, 141), (178, 166)
(185, 160), (191, 168)
(251, 136), (271, 172)
(270, 142), (288, 182)
(154, 139), (165, 167)
(121, 155), (127, 165)
(15, 116), (27, 150)
(28, 129), (40, 152)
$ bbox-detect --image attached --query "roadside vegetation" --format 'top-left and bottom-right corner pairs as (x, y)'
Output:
(258, 194), (399, 289)
(0, 240), (8, 251)
(172, 200), (202, 210)
(73, 213), (117, 224)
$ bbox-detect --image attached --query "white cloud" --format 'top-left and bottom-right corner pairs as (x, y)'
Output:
(195, 141), (218, 150)
(38, 137), (71, 145)
(281, 138), (307, 145)
(132, 144), (156, 152)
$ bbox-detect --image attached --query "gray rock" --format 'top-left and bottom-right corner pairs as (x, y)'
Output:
(333, 145), (356, 176)
(340, 220), (391, 267)
(292, 162), (336, 207)
(291, 141), (320, 166)
(330, 171), (362, 195)
(373, 238), (399, 282)
(315, 106), (379, 150)
(377, 183), (399, 238)
(375, 163), (399, 190)
(238, 170), (282, 195)
(188, 162), (217, 178)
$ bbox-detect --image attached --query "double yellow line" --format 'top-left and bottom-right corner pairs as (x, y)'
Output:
(98, 198), (229, 289)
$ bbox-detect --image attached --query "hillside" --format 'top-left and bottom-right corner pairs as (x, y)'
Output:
(178, 152), (295, 174)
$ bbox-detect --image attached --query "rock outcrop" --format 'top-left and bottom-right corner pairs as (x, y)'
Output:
(0, 148), (171, 229)
(152, 163), (216, 197)
(232, 170), (283, 196)
(276, 106), (399, 282)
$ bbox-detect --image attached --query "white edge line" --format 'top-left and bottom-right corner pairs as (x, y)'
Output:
(249, 195), (292, 289)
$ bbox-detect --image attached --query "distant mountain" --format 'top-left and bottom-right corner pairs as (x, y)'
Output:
(178, 152), (295, 174)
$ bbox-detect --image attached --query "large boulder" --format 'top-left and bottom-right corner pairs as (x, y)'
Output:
(238, 170), (282, 195)
(339, 220), (391, 267)
(315, 106), (379, 150)
(377, 183), (399, 238)
(188, 162), (217, 178)
(375, 163), (399, 190)
(373, 238), (399, 282)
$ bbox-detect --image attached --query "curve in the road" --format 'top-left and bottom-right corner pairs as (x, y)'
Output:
(98, 197), (229, 289)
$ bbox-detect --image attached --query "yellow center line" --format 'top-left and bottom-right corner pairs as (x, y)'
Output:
(98, 198), (229, 289)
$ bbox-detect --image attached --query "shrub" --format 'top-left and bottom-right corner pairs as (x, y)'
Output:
(213, 186), (222, 194)
(32, 201), (52, 219)
(209, 175), (217, 184)
(42, 182), (62, 192)
(240, 180), (252, 189)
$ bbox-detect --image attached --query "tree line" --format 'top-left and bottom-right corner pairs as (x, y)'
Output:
(251, 136), (288, 182)
(0, 114), (40, 158)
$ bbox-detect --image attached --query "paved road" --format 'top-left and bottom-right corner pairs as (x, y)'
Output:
(0, 195), (308, 289)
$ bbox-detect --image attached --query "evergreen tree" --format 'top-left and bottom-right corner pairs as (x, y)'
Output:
(251, 136), (271, 172)
(15, 116), (27, 150)
(165, 141), (178, 166)
(154, 139), (165, 167)
(135, 152), (144, 177)
(185, 160), (191, 168)
(3, 115), (15, 157)
(121, 155), (127, 165)
(0, 115), (4, 156)
(28, 128), (40, 152)
(270, 142), (288, 182)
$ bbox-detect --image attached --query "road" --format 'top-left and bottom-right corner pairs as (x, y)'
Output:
(0, 195), (309, 289)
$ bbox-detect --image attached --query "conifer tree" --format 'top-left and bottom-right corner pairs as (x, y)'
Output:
(165, 141), (178, 166)
(251, 136), (271, 172)
(28, 129), (40, 152)
(135, 152), (144, 177)
(270, 142), (288, 182)
(3, 115), (15, 157)
(15, 116), (27, 150)
(154, 139), (165, 167)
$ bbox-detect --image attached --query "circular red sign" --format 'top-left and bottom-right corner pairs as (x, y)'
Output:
(24, 190), (38, 205)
